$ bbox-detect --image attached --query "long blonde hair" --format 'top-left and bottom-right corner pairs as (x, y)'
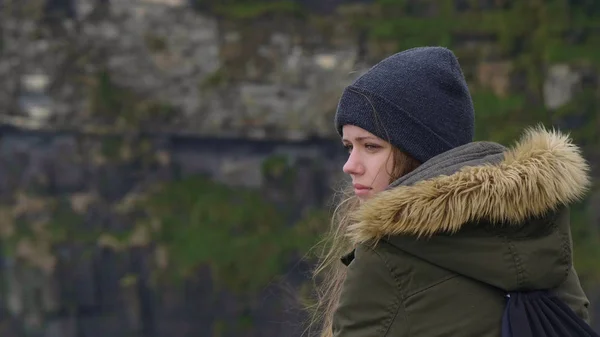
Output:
(306, 146), (421, 337)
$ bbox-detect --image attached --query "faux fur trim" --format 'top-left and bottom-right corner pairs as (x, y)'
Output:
(347, 126), (591, 244)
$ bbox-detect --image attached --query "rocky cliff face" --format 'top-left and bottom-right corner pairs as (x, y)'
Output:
(4, 1), (599, 140)
(1, 0), (600, 335)
(3, 0), (365, 138)
(0, 125), (347, 337)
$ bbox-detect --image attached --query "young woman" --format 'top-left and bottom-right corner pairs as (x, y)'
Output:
(309, 47), (594, 336)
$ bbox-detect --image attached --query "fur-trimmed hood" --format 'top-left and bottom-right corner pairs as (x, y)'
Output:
(347, 126), (591, 245)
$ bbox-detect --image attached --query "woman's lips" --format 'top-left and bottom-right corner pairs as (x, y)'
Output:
(353, 184), (372, 196)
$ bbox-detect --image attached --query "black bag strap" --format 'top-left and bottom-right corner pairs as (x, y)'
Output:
(502, 290), (599, 337)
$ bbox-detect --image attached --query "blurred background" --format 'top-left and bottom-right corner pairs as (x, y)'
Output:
(0, 0), (599, 336)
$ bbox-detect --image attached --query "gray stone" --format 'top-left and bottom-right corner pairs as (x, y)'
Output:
(43, 317), (77, 337)
(217, 157), (264, 188)
(0, 0), (365, 138)
(543, 64), (582, 110)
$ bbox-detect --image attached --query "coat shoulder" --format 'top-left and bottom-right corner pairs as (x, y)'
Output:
(378, 241), (507, 337)
(335, 242), (509, 337)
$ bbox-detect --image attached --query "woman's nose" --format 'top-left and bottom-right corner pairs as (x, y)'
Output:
(343, 151), (364, 176)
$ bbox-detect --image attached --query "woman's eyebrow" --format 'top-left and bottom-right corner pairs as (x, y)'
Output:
(342, 136), (378, 142)
(355, 136), (378, 141)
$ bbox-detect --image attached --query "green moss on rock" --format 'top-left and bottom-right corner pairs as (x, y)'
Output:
(471, 89), (527, 142)
(133, 175), (323, 293)
(570, 195), (600, 286)
(261, 154), (297, 188)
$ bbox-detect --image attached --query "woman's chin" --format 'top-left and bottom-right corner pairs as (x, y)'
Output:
(356, 193), (371, 203)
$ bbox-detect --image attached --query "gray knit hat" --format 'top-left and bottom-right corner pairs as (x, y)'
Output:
(334, 46), (475, 163)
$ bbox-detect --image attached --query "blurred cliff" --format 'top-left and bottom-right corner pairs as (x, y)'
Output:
(0, 0), (599, 336)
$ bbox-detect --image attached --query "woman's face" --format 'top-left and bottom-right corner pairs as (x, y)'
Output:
(342, 125), (394, 201)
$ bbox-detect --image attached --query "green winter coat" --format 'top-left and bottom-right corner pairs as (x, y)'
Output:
(333, 127), (592, 337)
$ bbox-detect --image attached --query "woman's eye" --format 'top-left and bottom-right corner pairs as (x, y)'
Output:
(365, 144), (381, 151)
(343, 144), (352, 153)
